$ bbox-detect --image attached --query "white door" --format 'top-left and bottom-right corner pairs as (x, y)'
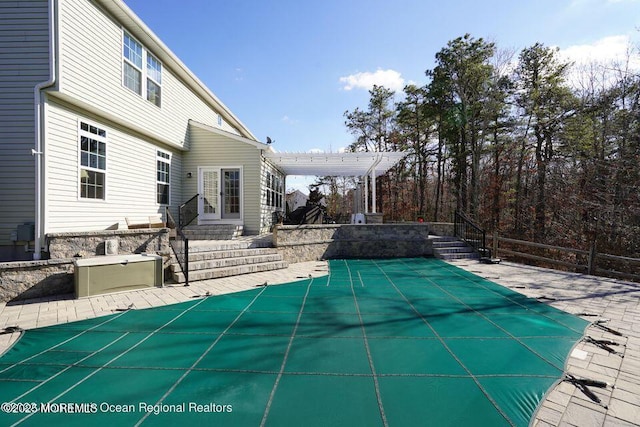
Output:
(221, 168), (241, 219)
(198, 168), (220, 220)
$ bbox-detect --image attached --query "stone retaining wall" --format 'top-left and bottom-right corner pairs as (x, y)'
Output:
(0, 259), (74, 302)
(47, 228), (171, 259)
(0, 229), (173, 303)
(273, 224), (434, 263)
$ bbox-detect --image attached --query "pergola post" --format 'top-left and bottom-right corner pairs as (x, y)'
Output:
(371, 167), (377, 214)
(364, 176), (368, 213)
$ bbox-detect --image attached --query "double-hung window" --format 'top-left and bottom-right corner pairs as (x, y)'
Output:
(146, 54), (162, 107)
(266, 171), (283, 209)
(123, 33), (142, 95)
(79, 122), (107, 200)
(157, 150), (171, 205)
(123, 31), (162, 107)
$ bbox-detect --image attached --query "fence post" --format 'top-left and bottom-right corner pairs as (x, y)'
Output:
(588, 241), (597, 275)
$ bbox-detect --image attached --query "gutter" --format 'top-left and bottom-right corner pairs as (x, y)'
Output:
(32, 0), (58, 260)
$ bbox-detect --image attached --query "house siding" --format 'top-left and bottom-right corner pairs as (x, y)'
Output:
(259, 161), (286, 234)
(0, 0), (50, 254)
(184, 126), (262, 235)
(57, 0), (240, 149)
(45, 98), (182, 233)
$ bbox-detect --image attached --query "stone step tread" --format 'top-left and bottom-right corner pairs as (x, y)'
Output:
(182, 225), (243, 241)
(177, 247), (279, 262)
(184, 224), (240, 229)
(432, 241), (469, 248)
(433, 247), (476, 254)
(175, 254), (285, 271)
(188, 241), (254, 252)
(182, 235), (240, 241)
(172, 261), (289, 283)
(435, 252), (480, 260)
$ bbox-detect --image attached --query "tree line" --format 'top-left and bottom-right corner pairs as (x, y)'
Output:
(330, 33), (639, 258)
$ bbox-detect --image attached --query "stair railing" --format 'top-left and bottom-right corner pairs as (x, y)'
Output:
(166, 207), (189, 286)
(179, 194), (199, 229)
(454, 210), (488, 257)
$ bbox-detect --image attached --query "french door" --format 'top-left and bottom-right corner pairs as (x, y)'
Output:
(198, 167), (241, 221)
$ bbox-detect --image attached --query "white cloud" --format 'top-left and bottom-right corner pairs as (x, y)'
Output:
(282, 115), (298, 125)
(570, 0), (638, 7)
(339, 69), (406, 92)
(233, 67), (244, 82)
(559, 35), (638, 67)
(558, 35), (640, 88)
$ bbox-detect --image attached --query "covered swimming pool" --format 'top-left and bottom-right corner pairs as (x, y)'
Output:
(0, 258), (588, 426)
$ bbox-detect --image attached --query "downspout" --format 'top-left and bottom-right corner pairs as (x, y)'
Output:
(32, 0), (57, 260)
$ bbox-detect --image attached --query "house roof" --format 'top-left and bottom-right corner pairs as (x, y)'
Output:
(263, 152), (406, 177)
(99, 0), (258, 141)
(189, 120), (273, 151)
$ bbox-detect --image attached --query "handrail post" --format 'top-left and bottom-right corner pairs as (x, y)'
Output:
(184, 238), (189, 286)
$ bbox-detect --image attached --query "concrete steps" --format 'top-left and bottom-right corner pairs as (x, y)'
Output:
(181, 225), (243, 240)
(170, 238), (288, 283)
(432, 237), (480, 260)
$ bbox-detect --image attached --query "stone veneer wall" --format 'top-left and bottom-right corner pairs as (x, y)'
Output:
(47, 229), (171, 259)
(0, 259), (74, 302)
(273, 224), (434, 263)
(0, 229), (172, 302)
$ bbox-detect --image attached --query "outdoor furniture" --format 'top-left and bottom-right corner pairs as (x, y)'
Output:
(126, 215), (165, 229)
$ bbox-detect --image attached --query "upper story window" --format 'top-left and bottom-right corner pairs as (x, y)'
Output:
(147, 54), (162, 107)
(123, 33), (142, 95)
(123, 31), (162, 107)
(79, 121), (107, 200)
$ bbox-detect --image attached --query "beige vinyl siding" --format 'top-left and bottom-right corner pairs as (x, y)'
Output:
(45, 99), (182, 233)
(0, 0), (50, 249)
(184, 126), (262, 235)
(57, 0), (240, 149)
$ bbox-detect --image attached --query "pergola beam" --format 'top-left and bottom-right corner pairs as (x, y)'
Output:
(263, 151), (405, 215)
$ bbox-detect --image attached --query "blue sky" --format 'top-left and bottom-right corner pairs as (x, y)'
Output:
(124, 0), (640, 191)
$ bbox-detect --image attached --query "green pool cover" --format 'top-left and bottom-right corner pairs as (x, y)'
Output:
(0, 258), (588, 426)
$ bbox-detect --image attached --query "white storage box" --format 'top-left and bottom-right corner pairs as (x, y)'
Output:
(74, 254), (163, 298)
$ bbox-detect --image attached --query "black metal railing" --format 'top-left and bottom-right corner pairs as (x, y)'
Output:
(179, 194), (199, 229)
(166, 207), (189, 286)
(454, 210), (488, 257)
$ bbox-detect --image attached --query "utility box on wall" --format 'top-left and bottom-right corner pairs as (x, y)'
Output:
(74, 254), (163, 298)
(16, 223), (35, 241)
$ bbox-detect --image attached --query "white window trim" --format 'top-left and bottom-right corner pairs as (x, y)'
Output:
(156, 149), (171, 206)
(122, 32), (142, 95)
(122, 30), (162, 108)
(77, 119), (108, 202)
(265, 169), (284, 209)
